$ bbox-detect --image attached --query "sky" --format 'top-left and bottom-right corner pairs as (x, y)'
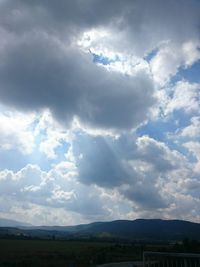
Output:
(0, 0), (200, 226)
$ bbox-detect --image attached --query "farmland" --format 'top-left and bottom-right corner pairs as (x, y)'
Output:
(0, 236), (199, 266)
(0, 238), (150, 267)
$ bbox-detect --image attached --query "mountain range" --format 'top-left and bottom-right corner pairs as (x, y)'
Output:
(1, 218), (200, 241)
(0, 218), (32, 227)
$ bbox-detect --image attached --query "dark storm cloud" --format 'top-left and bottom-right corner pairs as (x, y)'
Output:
(2, 0), (133, 25)
(0, 26), (155, 130)
(1, 0), (199, 130)
(112, 0), (200, 55)
(0, 0), (125, 42)
(1, 0), (199, 55)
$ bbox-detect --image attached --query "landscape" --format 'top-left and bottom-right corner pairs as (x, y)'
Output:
(0, 0), (200, 266)
(0, 218), (200, 266)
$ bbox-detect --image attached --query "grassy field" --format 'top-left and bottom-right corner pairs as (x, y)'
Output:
(0, 239), (143, 267)
(0, 238), (196, 267)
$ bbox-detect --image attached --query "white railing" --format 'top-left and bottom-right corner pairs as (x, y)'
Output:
(143, 251), (200, 267)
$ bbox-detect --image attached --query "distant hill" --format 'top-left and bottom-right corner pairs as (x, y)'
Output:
(1, 218), (200, 241)
(0, 218), (32, 227)
(61, 219), (200, 241)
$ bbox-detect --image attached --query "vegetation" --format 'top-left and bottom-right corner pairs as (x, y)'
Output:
(0, 237), (200, 267)
(1, 219), (200, 266)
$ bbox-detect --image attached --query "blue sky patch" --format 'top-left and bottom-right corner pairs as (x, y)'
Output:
(91, 52), (119, 65)
(171, 59), (200, 84)
(144, 47), (159, 62)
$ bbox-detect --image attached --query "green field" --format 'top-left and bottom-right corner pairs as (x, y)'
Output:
(0, 238), (198, 267)
(0, 239), (142, 267)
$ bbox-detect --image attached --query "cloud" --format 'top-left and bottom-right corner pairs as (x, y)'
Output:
(1, 0), (200, 131)
(183, 141), (200, 173)
(0, 0), (200, 225)
(0, 163), (111, 219)
(0, 28), (155, 131)
(135, 136), (183, 172)
(0, 106), (35, 154)
(165, 81), (200, 115)
(72, 133), (194, 211)
(150, 43), (200, 85)
(34, 111), (71, 159)
(73, 133), (130, 187)
(0, 131), (200, 224)
(77, 0), (200, 61)
(180, 116), (200, 138)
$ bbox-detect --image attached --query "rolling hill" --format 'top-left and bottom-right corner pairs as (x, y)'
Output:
(1, 218), (200, 241)
(0, 218), (32, 227)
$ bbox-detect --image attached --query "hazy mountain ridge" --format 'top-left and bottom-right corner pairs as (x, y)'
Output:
(0, 218), (32, 227)
(0, 218), (200, 241)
